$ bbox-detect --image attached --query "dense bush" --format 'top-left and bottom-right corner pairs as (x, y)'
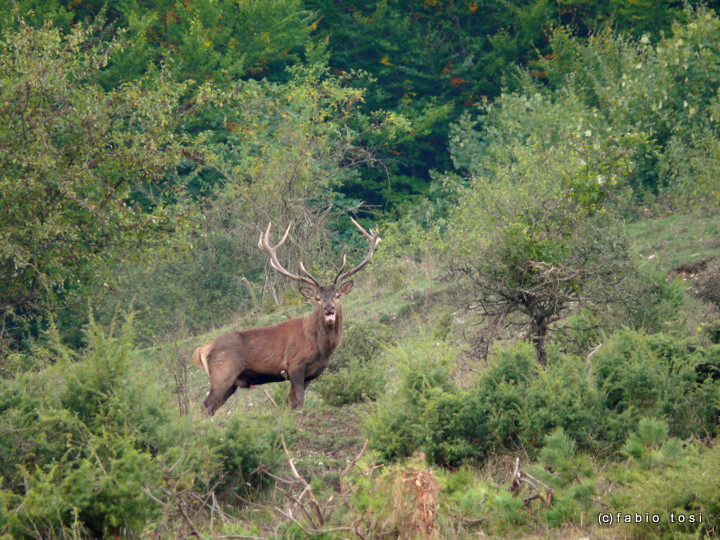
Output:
(314, 357), (387, 407)
(593, 330), (720, 443)
(369, 331), (720, 468)
(366, 337), (482, 467)
(0, 315), (281, 537)
(0, 24), (194, 348)
(314, 321), (393, 406)
(541, 6), (720, 210)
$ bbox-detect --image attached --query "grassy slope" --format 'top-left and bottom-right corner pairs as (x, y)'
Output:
(141, 212), (720, 537)
(628, 212), (720, 271)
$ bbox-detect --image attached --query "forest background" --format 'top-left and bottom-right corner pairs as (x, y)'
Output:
(2, 0), (720, 538)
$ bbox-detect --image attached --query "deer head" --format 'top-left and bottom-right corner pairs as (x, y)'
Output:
(258, 217), (381, 326)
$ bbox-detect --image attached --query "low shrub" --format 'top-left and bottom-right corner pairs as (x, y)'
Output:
(593, 330), (720, 442)
(314, 357), (387, 406)
(611, 431), (720, 538)
(368, 330), (720, 468)
(0, 314), (281, 537)
(315, 320), (393, 406)
(366, 337), (483, 466)
(208, 414), (282, 497)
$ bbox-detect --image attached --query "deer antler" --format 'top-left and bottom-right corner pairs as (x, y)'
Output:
(334, 217), (381, 284)
(258, 223), (320, 287)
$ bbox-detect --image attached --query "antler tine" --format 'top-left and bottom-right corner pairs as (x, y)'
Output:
(298, 261), (321, 286)
(258, 222), (291, 251)
(336, 217), (381, 283)
(349, 216), (374, 241)
(332, 254), (348, 285)
(258, 222), (319, 287)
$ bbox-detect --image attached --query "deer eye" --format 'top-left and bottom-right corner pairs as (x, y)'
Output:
(315, 296), (321, 302)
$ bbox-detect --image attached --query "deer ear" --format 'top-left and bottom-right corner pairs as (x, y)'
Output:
(299, 286), (316, 300)
(337, 280), (354, 296)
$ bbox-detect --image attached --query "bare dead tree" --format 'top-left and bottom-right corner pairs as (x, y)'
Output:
(455, 218), (635, 365)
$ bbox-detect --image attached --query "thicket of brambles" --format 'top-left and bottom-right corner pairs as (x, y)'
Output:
(2, 1), (720, 537)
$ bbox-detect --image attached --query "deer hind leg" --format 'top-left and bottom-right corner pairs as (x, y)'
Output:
(203, 382), (238, 416)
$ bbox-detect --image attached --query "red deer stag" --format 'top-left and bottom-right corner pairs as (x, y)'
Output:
(193, 218), (380, 415)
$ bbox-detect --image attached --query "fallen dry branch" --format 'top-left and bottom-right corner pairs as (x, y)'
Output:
(509, 457), (553, 506)
(340, 438), (368, 496)
(280, 433), (326, 526)
(253, 434), (380, 537)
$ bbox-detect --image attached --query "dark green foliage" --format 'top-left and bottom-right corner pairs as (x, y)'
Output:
(593, 331), (720, 442)
(706, 319), (720, 345)
(538, 429), (595, 489)
(369, 332), (720, 468)
(306, 0), (555, 203)
(531, 429), (596, 527)
(314, 358), (387, 407)
(208, 414), (282, 497)
(0, 0), (313, 86)
(366, 338), (479, 466)
(621, 418), (683, 470)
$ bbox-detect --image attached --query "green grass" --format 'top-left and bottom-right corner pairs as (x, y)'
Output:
(628, 212), (720, 271)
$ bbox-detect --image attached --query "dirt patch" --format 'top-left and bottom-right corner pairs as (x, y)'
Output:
(288, 403), (370, 484)
(678, 261), (720, 309)
(672, 259), (711, 276)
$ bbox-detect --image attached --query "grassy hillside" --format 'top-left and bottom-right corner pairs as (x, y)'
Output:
(629, 212), (720, 271)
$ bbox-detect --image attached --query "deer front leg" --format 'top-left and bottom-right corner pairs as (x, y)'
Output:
(288, 368), (306, 409)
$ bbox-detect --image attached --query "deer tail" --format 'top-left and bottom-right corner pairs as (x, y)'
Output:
(193, 346), (211, 376)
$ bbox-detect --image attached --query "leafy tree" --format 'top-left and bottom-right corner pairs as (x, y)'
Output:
(0, 24), (193, 348)
(447, 90), (638, 364)
(103, 0), (313, 85)
(304, 0), (717, 207)
(540, 7), (720, 206)
(306, 0), (558, 206)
